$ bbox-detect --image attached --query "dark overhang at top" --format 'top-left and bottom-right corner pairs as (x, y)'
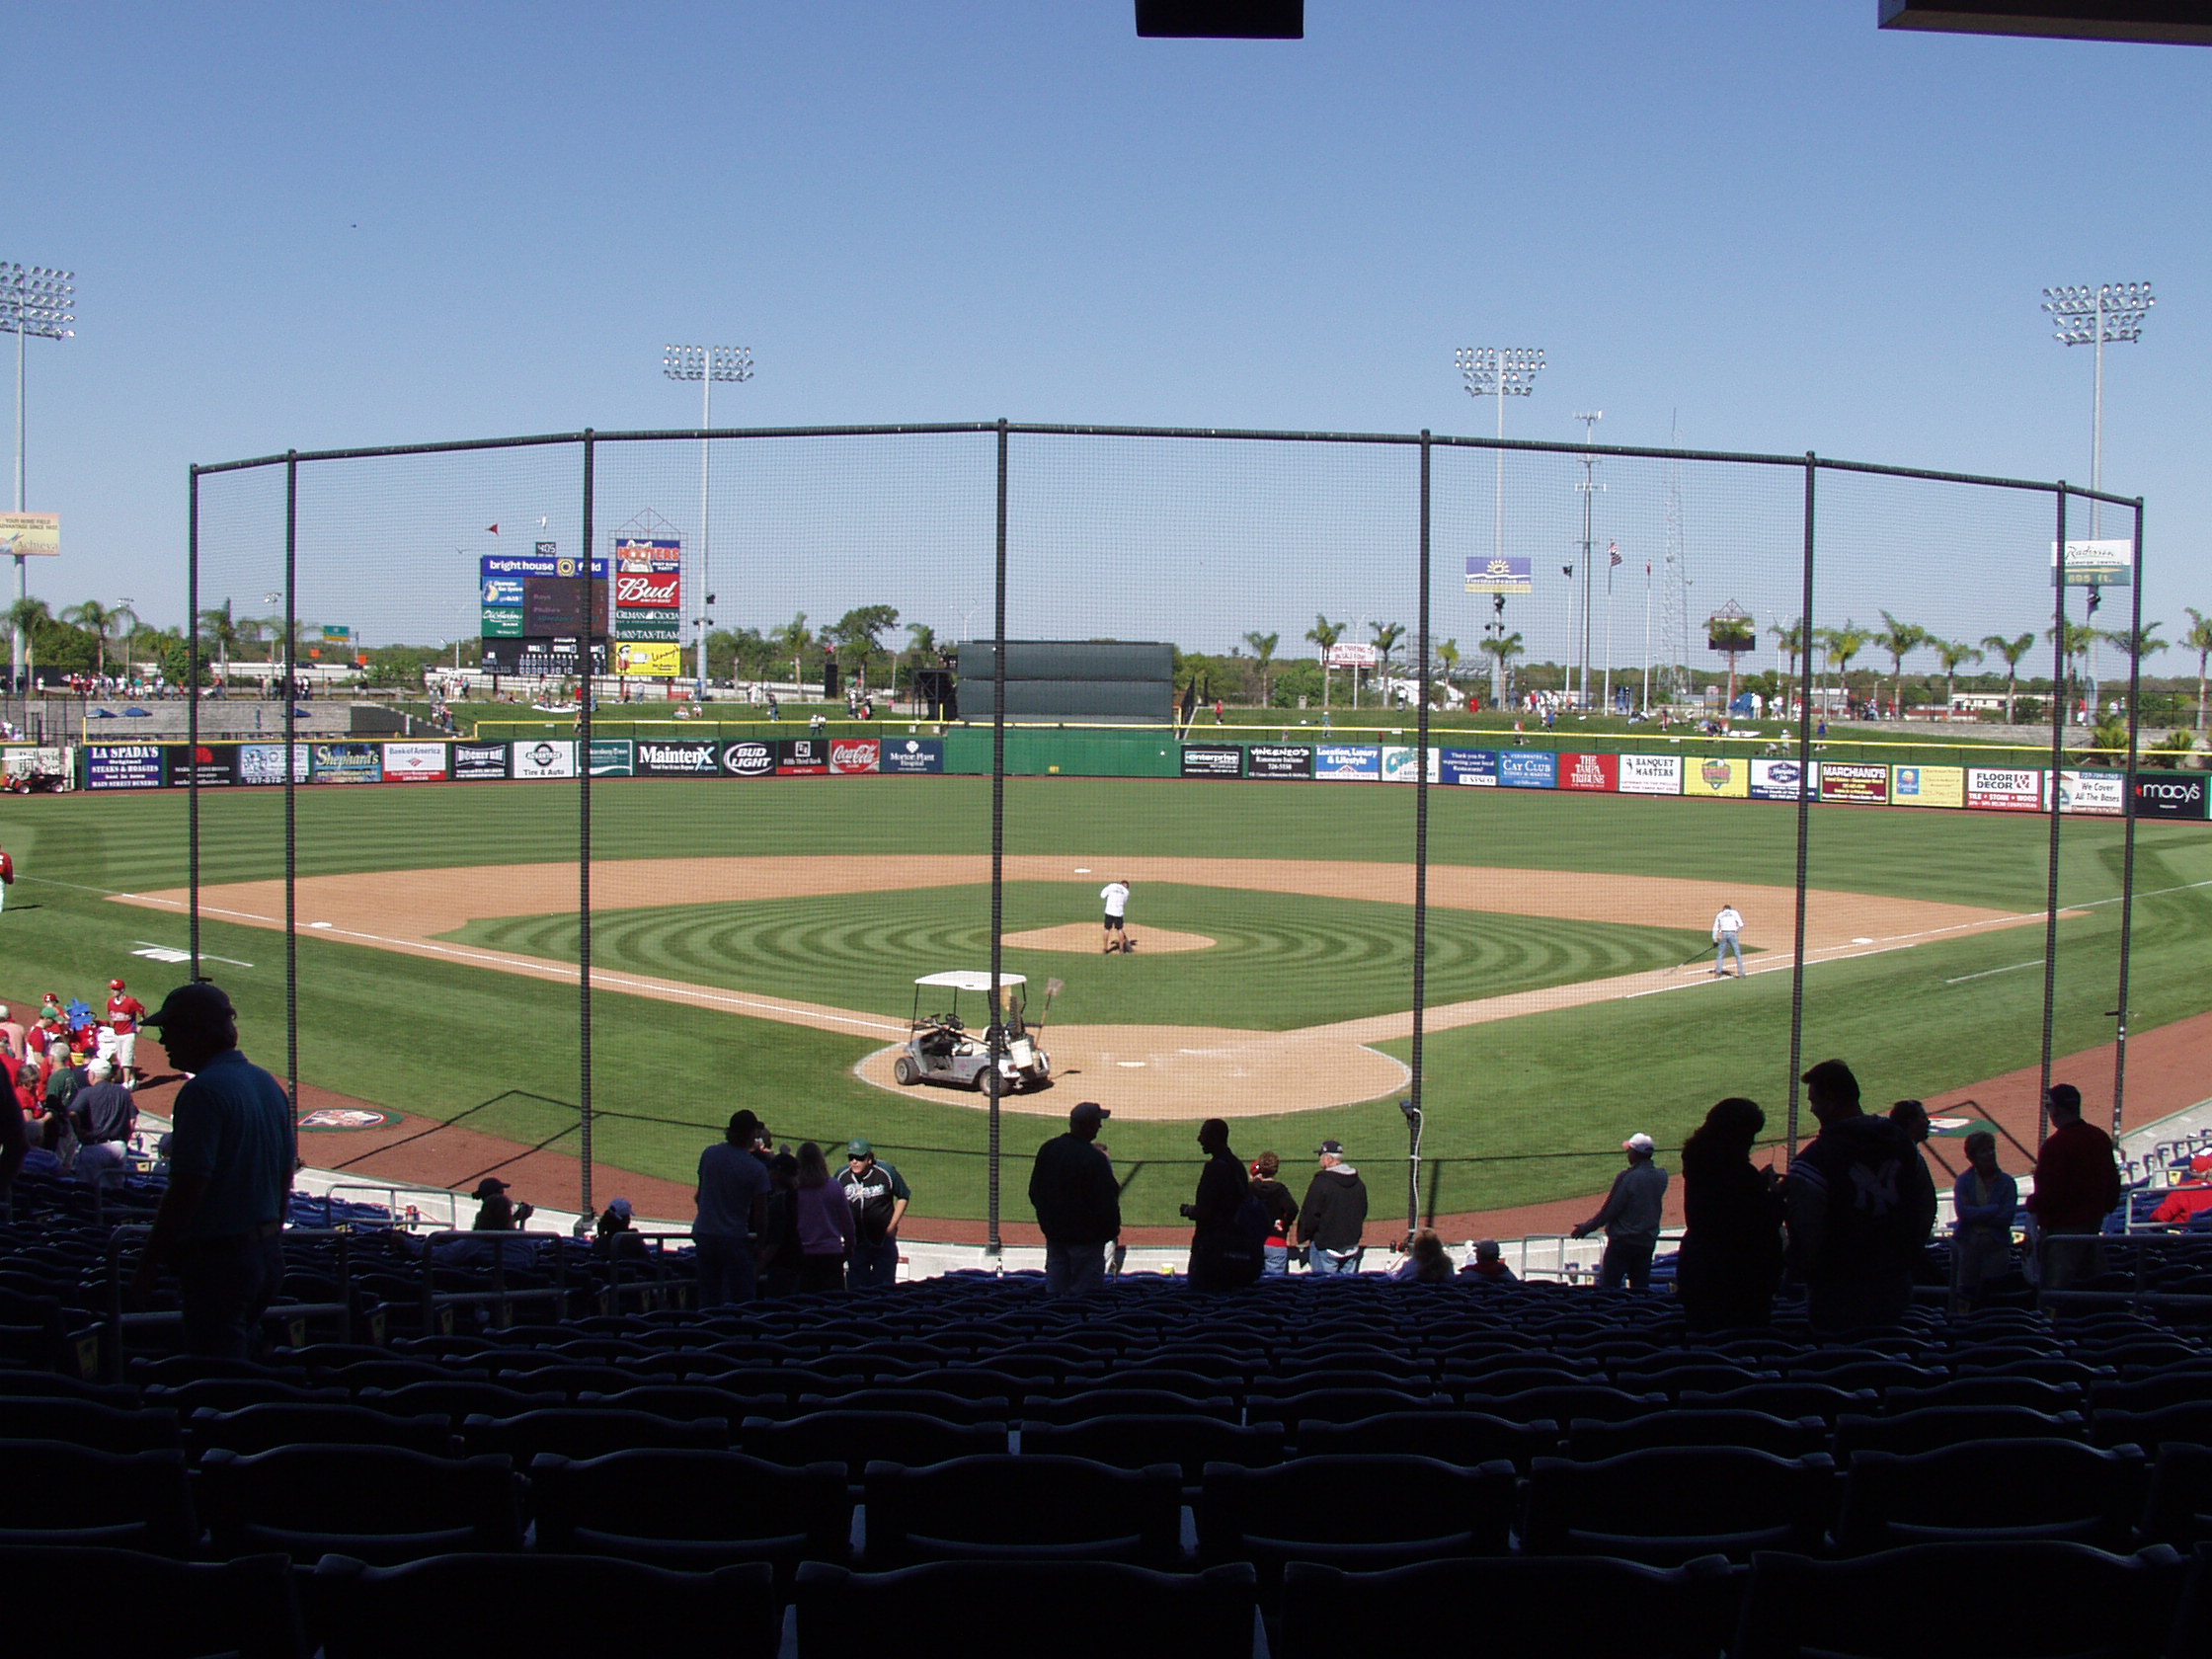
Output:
(1878, 0), (2212, 44)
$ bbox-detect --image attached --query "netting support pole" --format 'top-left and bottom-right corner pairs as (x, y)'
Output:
(283, 453), (299, 1166)
(2038, 487), (2069, 1146)
(2111, 499), (2145, 1141)
(1408, 432), (1431, 1235)
(579, 431), (596, 1219)
(1784, 454), (1817, 1156)
(986, 418), (1008, 1256)
(187, 465), (200, 974)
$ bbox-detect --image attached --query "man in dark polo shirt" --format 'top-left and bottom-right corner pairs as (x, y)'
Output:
(126, 983), (295, 1359)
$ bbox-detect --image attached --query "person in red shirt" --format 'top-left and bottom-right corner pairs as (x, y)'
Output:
(106, 980), (148, 1089)
(2027, 1082), (2123, 1290)
(0, 843), (14, 912)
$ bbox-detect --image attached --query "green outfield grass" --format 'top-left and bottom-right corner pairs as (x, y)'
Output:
(2, 776), (2205, 1224)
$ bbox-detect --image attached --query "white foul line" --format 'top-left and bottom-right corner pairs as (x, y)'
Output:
(1945, 960), (2046, 985)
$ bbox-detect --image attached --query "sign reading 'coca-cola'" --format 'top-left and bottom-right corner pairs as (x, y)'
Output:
(613, 572), (680, 608)
(830, 740), (881, 774)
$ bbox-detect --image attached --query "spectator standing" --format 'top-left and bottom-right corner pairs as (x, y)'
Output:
(1185, 1118), (1259, 1291)
(69, 1058), (138, 1187)
(1028, 1102), (1121, 1296)
(835, 1138), (909, 1291)
(469, 1178), (532, 1230)
(759, 1150), (802, 1299)
(693, 1109), (771, 1307)
(1298, 1140), (1369, 1277)
(1390, 1228), (1454, 1284)
(0, 1005), (21, 1060)
(124, 984), (294, 1360)
(1571, 1133), (1671, 1292)
(106, 980), (147, 1089)
(1951, 1132), (2018, 1309)
(1711, 904), (1747, 978)
(0, 842), (13, 912)
(793, 1142), (854, 1294)
(1459, 1239), (1519, 1286)
(1248, 1152), (1299, 1277)
(1675, 1098), (1783, 1330)
(2027, 1082), (2121, 1291)
(1782, 1059), (1937, 1331)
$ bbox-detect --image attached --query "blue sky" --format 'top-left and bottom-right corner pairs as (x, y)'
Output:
(9, 2), (2206, 660)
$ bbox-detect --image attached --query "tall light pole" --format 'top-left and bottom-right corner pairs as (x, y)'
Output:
(662, 344), (753, 696)
(2043, 282), (2152, 719)
(1457, 347), (1543, 710)
(1573, 411), (1603, 708)
(2, 264), (73, 694)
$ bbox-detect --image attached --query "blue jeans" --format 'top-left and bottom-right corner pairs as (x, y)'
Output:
(175, 1228), (286, 1360)
(1715, 934), (1744, 975)
(1044, 1241), (1107, 1295)
(1262, 1242), (1290, 1278)
(847, 1234), (900, 1290)
(693, 1233), (756, 1307)
(1598, 1235), (1657, 1292)
(1307, 1245), (1362, 1277)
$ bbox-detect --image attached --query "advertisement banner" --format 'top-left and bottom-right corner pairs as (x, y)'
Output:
(1966, 766), (2043, 812)
(614, 536), (681, 570)
(312, 743), (381, 784)
(1464, 554), (1534, 594)
(1558, 751), (1619, 793)
(634, 739), (721, 777)
(182, 743), (239, 788)
(613, 611), (682, 643)
(481, 552), (607, 581)
(721, 740), (777, 778)
(1891, 763), (1964, 809)
(450, 742), (512, 781)
(1181, 744), (1243, 778)
(1498, 750), (1558, 789)
(2133, 775), (2209, 821)
(1381, 746), (1421, 783)
(2053, 537), (2133, 589)
(478, 607), (524, 638)
(612, 642), (683, 677)
(1617, 753), (1683, 796)
(85, 744), (166, 790)
(612, 570), (680, 609)
(1683, 755), (1748, 799)
(512, 739), (577, 780)
(238, 744), (311, 785)
(1314, 744), (1382, 781)
(1324, 643), (1380, 669)
(381, 742), (449, 783)
(482, 577), (524, 607)
(881, 738), (944, 774)
(1750, 757), (1815, 802)
(830, 739), (882, 775)
(1246, 744), (1314, 780)
(2059, 770), (2126, 817)
(778, 738), (831, 776)
(1439, 748), (1498, 786)
(589, 739), (633, 777)
(1818, 761), (1889, 805)
(0, 512), (60, 558)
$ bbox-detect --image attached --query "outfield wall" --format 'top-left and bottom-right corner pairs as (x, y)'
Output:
(73, 734), (2211, 820)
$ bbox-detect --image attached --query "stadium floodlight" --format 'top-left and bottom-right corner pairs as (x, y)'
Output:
(663, 345), (755, 695)
(1457, 347), (1544, 709)
(2, 263), (75, 693)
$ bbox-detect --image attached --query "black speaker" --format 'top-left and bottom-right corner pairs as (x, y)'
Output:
(1136, 0), (1302, 38)
(823, 662), (842, 700)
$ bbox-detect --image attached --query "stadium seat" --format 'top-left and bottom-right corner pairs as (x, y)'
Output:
(1834, 1405), (2087, 1459)
(1615, 1363), (1777, 1398)
(1198, 1455), (1515, 1592)
(460, 1407), (728, 1462)
(1021, 1414), (1285, 1481)
(145, 1377), (350, 1412)
(1681, 1381), (1879, 1423)
(1278, 1553), (1744, 1659)
(1565, 1408), (1829, 1462)
(1835, 1440), (2147, 1553)
(864, 1454), (1181, 1569)
(186, 1404), (460, 1458)
(2139, 1445), (2212, 1548)
(1294, 1409), (1557, 1470)
(1478, 1383), (1666, 1424)
(0, 1397), (179, 1451)
(1731, 1541), (2185, 1659)
(742, 1410), (1006, 1476)
(1524, 1448), (1835, 1564)
(2092, 1372), (2212, 1417)
(1885, 1376), (2079, 1415)
(311, 1552), (779, 1659)
(2093, 1402), (2212, 1454)
(0, 1442), (198, 1554)
(1246, 1387), (1453, 1426)
(531, 1448), (849, 1580)
(198, 1445), (520, 1563)
(1024, 1388), (1237, 1425)
(794, 1559), (1255, 1659)
(799, 1386), (1012, 1425)
(354, 1381), (565, 1423)
(0, 1545), (305, 1659)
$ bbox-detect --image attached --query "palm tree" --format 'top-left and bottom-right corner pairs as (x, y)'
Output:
(1874, 610), (1927, 719)
(1818, 622), (1868, 713)
(2183, 608), (2212, 734)
(903, 622), (937, 701)
(2047, 620), (2100, 721)
(776, 612), (812, 690)
(198, 600), (244, 686)
(61, 599), (135, 678)
(6, 594), (53, 691)
(2101, 623), (2168, 726)
(1931, 638), (1983, 716)
(1477, 632), (1524, 706)
(1304, 614), (1344, 712)
(1435, 637), (1461, 706)
(1241, 631), (1279, 707)
(1370, 620), (1405, 707)
(1980, 632), (2035, 723)
(1769, 617), (1806, 688)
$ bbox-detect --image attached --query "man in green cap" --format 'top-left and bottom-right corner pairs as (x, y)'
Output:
(835, 1137), (909, 1290)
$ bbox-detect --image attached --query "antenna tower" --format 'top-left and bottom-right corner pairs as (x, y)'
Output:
(1657, 414), (1692, 704)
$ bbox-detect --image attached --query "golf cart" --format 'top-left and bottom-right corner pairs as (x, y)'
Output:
(891, 971), (1058, 1093)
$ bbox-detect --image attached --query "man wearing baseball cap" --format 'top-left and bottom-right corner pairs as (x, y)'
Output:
(106, 979), (148, 1090)
(1028, 1102), (1120, 1295)
(125, 983), (295, 1359)
(1570, 1132), (1670, 1292)
(835, 1138), (910, 1292)
(1298, 1140), (1369, 1277)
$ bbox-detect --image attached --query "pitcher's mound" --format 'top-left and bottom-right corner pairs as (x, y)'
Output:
(999, 923), (1216, 954)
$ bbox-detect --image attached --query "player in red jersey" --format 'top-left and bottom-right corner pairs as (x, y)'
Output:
(107, 980), (148, 1089)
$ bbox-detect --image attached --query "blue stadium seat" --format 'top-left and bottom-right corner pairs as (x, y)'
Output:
(742, 1409), (1006, 1476)
(0, 1545), (304, 1659)
(198, 1445), (520, 1563)
(0, 1397), (180, 1452)
(864, 1454), (1181, 1569)
(1025, 1388), (1237, 1425)
(1198, 1455), (1515, 1594)
(1524, 1448), (1835, 1564)
(531, 1448), (849, 1581)
(1021, 1414), (1285, 1481)
(1293, 1409), (1556, 1470)
(1835, 1440), (2147, 1553)
(1565, 1409), (1828, 1462)
(187, 1404), (459, 1458)
(1834, 1405), (2087, 1459)
(460, 1407), (728, 1462)
(0, 1442), (198, 1554)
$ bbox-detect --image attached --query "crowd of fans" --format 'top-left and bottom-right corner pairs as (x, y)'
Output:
(0, 978), (153, 1189)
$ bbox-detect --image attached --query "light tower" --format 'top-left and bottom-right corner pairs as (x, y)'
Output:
(662, 344), (754, 695)
(1573, 411), (1603, 708)
(1457, 347), (1544, 708)
(2, 264), (73, 693)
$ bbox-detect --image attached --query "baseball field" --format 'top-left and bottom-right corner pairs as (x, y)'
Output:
(5, 770), (2208, 1227)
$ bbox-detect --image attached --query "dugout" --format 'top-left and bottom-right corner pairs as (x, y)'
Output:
(958, 641), (1173, 725)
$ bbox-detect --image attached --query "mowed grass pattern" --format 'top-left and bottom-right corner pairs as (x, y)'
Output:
(442, 881), (1711, 1029)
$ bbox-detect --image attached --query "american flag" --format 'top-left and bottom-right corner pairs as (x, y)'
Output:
(1608, 540), (1622, 567)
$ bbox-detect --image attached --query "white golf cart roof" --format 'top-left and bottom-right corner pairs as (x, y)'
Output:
(912, 971), (1026, 991)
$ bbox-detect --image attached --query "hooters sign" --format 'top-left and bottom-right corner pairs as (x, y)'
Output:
(614, 572), (680, 608)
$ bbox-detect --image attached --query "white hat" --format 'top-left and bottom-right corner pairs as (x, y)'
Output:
(1623, 1132), (1656, 1154)
(87, 1058), (114, 1079)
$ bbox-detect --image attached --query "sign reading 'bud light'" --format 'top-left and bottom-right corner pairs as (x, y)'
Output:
(722, 741), (775, 778)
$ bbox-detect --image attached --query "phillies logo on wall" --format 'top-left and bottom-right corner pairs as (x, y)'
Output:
(722, 741), (775, 777)
(613, 573), (680, 607)
(1700, 759), (1732, 790)
(830, 740), (881, 774)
